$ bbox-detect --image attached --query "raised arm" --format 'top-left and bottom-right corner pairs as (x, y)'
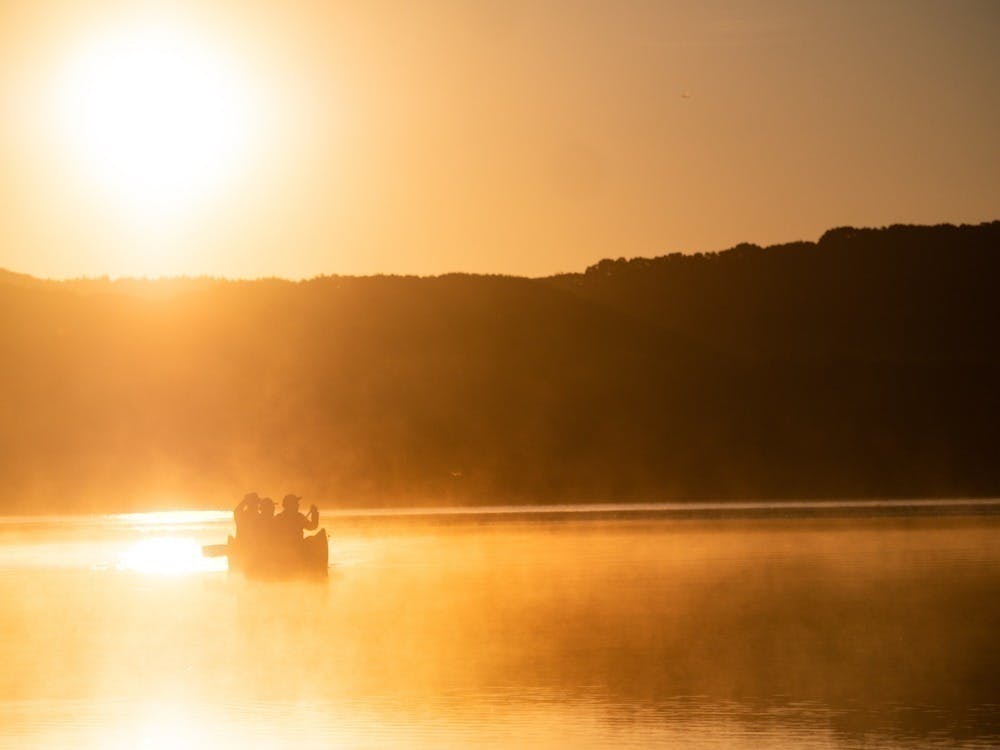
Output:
(305, 504), (319, 531)
(235, 494), (259, 523)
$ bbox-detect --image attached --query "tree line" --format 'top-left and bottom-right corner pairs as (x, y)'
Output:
(0, 221), (997, 511)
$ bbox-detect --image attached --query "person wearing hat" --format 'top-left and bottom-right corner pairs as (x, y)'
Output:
(274, 494), (319, 547)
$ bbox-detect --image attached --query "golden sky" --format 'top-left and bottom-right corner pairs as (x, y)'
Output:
(1, 0), (998, 279)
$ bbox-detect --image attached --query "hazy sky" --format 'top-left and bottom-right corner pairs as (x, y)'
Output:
(1, 0), (997, 279)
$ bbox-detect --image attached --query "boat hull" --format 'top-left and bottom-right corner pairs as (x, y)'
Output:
(210, 529), (329, 579)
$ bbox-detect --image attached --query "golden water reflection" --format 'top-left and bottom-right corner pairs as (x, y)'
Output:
(117, 536), (226, 574)
(0, 510), (998, 748)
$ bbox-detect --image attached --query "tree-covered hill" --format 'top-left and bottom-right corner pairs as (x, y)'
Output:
(1, 221), (997, 511)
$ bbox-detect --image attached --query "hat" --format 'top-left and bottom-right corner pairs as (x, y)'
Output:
(243, 492), (261, 503)
(260, 497), (275, 507)
(282, 494), (302, 507)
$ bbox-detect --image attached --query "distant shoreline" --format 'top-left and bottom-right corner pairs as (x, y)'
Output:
(3, 498), (999, 526)
(321, 497), (1000, 524)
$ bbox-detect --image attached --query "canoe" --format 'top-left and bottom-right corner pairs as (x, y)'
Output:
(202, 528), (329, 579)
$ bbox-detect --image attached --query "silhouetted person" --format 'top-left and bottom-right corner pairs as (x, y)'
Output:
(274, 494), (319, 546)
(233, 492), (261, 542)
(256, 496), (277, 552)
(259, 496), (276, 522)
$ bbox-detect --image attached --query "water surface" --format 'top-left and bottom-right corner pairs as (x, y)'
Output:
(0, 502), (998, 748)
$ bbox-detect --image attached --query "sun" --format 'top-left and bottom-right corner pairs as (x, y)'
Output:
(51, 15), (263, 226)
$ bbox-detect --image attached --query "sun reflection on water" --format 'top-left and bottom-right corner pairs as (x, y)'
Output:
(109, 510), (232, 528)
(118, 536), (225, 574)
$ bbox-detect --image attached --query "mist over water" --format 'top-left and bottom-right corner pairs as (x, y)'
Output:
(1, 505), (998, 748)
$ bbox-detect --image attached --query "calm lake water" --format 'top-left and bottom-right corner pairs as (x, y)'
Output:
(0, 502), (998, 749)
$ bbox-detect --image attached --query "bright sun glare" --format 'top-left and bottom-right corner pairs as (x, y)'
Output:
(119, 537), (224, 575)
(51, 16), (262, 225)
